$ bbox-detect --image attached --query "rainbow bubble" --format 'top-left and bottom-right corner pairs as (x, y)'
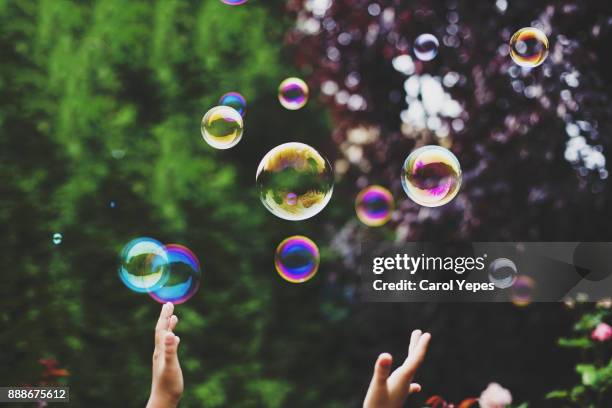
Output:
(488, 258), (518, 289)
(401, 145), (462, 207)
(119, 238), (169, 293)
(221, 0), (248, 5)
(278, 77), (309, 110)
(201, 106), (244, 149)
(509, 27), (549, 68)
(275, 235), (319, 283)
(511, 275), (536, 306)
(355, 185), (394, 227)
(52, 232), (63, 245)
(256, 142), (334, 221)
(149, 244), (201, 305)
(413, 33), (439, 61)
(219, 92), (247, 117)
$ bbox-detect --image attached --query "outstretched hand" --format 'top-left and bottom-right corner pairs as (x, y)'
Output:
(147, 302), (183, 408)
(363, 330), (431, 408)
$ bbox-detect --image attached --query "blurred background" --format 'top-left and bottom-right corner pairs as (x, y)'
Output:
(0, 0), (611, 407)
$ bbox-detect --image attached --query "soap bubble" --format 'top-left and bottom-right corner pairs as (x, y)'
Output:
(52, 232), (63, 245)
(413, 33), (439, 61)
(401, 145), (462, 207)
(488, 258), (518, 289)
(509, 27), (549, 68)
(219, 92), (247, 117)
(275, 235), (319, 283)
(278, 77), (309, 110)
(149, 244), (201, 305)
(221, 0), (248, 5)
(201, 106), (244, 149)
(119, 238), (169, 293)
(355, 185), (394, 227)
(256, 142), (334, 220)
(511, 275), (536, 306)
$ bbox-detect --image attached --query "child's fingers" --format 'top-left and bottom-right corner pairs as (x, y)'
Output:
(408, 383), (421, 394)
(164, 332), (180, 364)
(168, 315), (178, 332)
(371, 353), (393, 387)
(155, 303), (174, 347)
(398, 332), (431, 384)
(408, 329), (422, 355)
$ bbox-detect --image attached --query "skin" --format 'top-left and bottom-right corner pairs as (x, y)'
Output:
(146, 303), (184, 408)
(363, 330), (432, 408)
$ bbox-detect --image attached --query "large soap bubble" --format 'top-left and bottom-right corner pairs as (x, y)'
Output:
(509, 27), (549, 68)
(119, 238), (169, 293)
(149, 244), (201, 305)
(275, 235), (319, 283)
(201, 106), (244, 149)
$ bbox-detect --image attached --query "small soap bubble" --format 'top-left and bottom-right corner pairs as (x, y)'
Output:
(413, 33), (439, 61)
(509, 27), (549, 68)
(201, 106), (244, 149)
(119, 237), (169, 293)
(488, 258), (518, 289)
(275, 235), (319, 283)
(355, 185), (394, 227)
(278, 77), (309, 110)
(401, 145), (462, 207)
(109, 201), (117, 209)
(219, 92), (247, 117)
(511, 275), (536, 306)
(149, 244), (201, 305)
(52, 232), (63, 245)
(221, 0), (248, 5)
(256, 142), (334, 221)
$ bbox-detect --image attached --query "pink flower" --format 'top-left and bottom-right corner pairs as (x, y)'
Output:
(591, 322), (612, 342)
(479, 383), (512, 408)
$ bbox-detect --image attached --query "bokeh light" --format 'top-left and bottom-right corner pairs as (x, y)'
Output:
(201, 106), (244, 149)
(278, 77), (309, 110)
(119, 238), (169, 293)
(413, 33), (439, 61)
(509, 27), (549, 68)
(256, 142), (334, 220)
(52, 232), (63, 245)
(488, 258), (518, 289)
(355, 185), (394, 227)
(149, 244), (201, 305)
(401, 145), (462, 207)
(219, 92), (247, 117)
(274, 235), (319, 283)
(511, 275), (536, 306)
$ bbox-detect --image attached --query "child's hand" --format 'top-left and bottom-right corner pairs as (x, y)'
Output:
(147, 302), (184, 408)
(363, 330), (431, 408)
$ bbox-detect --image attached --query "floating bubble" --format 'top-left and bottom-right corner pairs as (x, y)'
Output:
(221, 0), (248, 5)
(509, 27), (549, 68)
(256, 143), (334, 220)
(119, 238), (169, 293)
(488, 258), (518, 289)
(275, 235), (319, 283)
(219, 92), (247, 117)
(278, 77), (309, 110)
(201, 106), (244, 149)
(52, 232), (63, 245)
(401, 145), (462, 207)
(413, 33), (439, 61)
(109, 201), (117, 208)
(149, 244), (201, 305)
(511, 275), (536, 306)
(355, 185), (394, 227)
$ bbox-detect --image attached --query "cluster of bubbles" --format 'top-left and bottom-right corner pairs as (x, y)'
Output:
(355, 185), (394, 227)
(274, 235), (320, 283)
(509, 27), (549, 68)
(119, 238), (201, 304)
(401, 146), (462, 207)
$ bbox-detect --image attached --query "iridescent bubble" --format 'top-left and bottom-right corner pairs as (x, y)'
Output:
(201, 106), (244, 149)
(119, 238), (169, 293)
(401, 145), (462, 207)
(221, 0), (248, 5)
(511, 275), (536, 306)
(355, 185), (394, 227)
(413, 33), (439, 61)
(488, 258), (518, 289)
(149, 244), (201, 305)
(275, 235), (319, 283)
(52, 232), (63, 245)
(219, 92), (247, 117)
(509, 27), (549, 68)
(278, 77), (309, 110)
(256, 142), (334, 221)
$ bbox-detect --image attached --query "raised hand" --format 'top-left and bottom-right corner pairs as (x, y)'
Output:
(363, 330), (431, 408)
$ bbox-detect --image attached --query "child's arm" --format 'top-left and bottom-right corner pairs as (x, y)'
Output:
(363, 330), (431, 408)
(147, 302), (184, 408)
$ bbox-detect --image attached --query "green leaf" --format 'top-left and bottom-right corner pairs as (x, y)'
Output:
(558, 337), (593, 349)
(545, 389), (568, 399)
